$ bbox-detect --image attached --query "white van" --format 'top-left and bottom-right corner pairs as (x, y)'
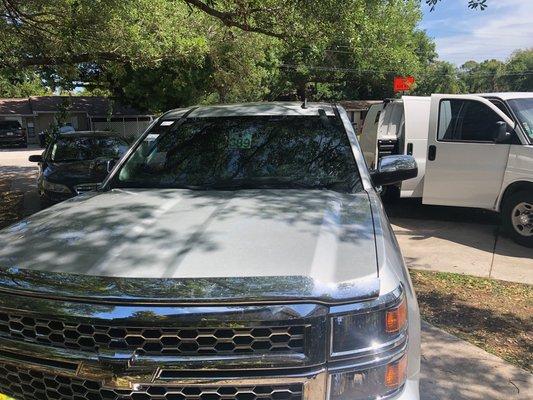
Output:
(360, 93), (533, 247)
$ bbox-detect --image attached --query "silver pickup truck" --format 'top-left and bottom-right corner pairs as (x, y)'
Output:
(0, 102), (420, 400)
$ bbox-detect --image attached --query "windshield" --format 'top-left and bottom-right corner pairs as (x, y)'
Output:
(50, 136), (129, 162)
(114, 115), (362, 193)
(507, 98), (533, 142)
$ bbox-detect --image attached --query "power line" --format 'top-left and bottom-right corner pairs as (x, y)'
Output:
(279, 63), (533, 77)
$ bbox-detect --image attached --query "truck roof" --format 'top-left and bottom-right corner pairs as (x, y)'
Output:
(162, 102), (337, 119)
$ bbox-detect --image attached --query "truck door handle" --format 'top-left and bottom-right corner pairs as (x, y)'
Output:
(407, 143), (413, 155)
(428, 145), (436, 161)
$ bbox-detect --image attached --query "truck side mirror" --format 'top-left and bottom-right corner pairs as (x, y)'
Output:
(494, 121), (512, 144)
(371, 155), (418, 187)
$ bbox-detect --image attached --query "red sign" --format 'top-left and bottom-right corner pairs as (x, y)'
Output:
(393, 76), (415, 92)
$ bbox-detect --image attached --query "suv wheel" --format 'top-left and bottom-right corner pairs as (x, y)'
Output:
(502, 191), (533, 247)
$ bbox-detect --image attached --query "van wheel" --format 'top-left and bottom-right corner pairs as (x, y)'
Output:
(502, 191), (533, 247)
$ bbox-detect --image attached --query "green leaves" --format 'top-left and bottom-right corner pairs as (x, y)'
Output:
(0, 1), (438, 109)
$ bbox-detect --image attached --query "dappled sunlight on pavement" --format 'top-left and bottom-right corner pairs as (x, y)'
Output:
(421, 322), (532, 399)
(0, 148), (43, 229)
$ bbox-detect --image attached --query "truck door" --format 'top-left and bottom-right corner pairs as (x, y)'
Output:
(422, 94), (517, 209)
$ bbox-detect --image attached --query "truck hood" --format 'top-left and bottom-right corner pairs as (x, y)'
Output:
(0, 189), (379, 304)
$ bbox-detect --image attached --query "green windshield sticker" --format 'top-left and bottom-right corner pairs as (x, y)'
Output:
(228, 131), (253, 149)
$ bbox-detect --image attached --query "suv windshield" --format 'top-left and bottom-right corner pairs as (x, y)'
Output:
(507, 98), (533, 142)
(50, 136), (129, 162)
(115, 115), (362, 193)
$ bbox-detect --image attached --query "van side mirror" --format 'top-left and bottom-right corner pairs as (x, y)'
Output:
(494, 121), (512, 144)
(371, 155), (418, 187)
(28, 154), (43, 163)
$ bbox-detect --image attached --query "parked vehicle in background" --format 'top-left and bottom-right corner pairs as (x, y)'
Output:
(59, 124), (76, 134)
(360, 92), (533, 247)
(28, 131), (129, 204)
(38, 124), (77, 147)
(0, 103), (420, 400)
(0, 120), (27, 148)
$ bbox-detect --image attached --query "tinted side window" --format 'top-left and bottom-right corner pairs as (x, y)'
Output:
(438, 100), (502, 142)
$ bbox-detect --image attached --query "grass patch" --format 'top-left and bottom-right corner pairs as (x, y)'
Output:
(410, 269), (533, 372)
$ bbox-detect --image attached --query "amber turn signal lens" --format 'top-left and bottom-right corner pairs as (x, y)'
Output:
(385, 356), (408, 388)
(385, 298), (407, 333)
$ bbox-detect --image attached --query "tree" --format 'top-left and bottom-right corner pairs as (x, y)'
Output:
(425, 0), (488, 11)
(0, 0), (437, 110)
(501, 49), (533, 91)
(459, 59), (505, 93)
(413, 61), (465, 95)
(0, 70), (50, 97)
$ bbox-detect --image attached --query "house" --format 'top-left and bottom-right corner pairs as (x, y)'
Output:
(0, 96), (154, 144)
(340, 100), (382, 134)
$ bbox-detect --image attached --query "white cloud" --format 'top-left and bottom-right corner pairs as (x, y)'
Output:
(422, 0), (533, 65)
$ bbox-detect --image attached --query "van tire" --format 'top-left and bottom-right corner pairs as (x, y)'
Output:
(501, 191), (533, 248)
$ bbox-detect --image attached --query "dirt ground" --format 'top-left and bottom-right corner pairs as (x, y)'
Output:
(411, 269), (533, 372)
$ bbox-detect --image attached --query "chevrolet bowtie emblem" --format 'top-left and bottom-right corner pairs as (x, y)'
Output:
(97, 348), (137, 374)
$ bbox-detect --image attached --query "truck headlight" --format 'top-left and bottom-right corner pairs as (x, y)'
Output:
(330, 291), (407, 358)
(327, 288), (409, 399)
(43, 180), (71, 194)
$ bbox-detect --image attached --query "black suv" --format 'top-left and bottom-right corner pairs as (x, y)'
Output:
(0, 120), (27, 147)
(29, 131), (130, 204)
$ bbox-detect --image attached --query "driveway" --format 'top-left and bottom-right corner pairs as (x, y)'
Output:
(386, 199), (533, 285)
(0, 147), (42, 228)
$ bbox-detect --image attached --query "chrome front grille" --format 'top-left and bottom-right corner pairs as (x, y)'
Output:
(0, 362), (304, 400)
(0, 311), (305, 356)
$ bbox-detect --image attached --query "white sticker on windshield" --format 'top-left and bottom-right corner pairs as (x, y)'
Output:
(145, 133), (160, 141)
(160, 121), (174, 126)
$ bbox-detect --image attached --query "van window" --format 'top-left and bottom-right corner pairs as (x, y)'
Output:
(438, 99), (503, 142)
(488, 99), (512, 119)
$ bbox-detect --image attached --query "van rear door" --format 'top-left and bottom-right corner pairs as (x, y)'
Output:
(400, 96), (431, 197)
(422, 94), (516, 209)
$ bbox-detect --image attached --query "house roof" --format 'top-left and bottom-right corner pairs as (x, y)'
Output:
(0, 98), (33, 115)
(0, 96), (149, 116)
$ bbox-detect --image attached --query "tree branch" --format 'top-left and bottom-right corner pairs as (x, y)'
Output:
(183, 0), (285, 39)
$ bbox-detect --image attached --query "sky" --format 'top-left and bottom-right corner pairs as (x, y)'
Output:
(420, 0), (533, 66)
